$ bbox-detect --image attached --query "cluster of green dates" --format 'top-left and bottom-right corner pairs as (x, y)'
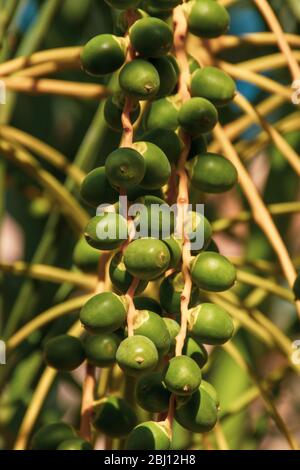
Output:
(35, 0), (239, 451)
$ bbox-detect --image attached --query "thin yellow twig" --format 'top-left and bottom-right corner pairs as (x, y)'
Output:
(2, 76), (109, 100)
(253, 0), (300, 81)
(234, 93), (300, 176)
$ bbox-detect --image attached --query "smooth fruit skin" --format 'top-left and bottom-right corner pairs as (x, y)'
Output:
(134, 296), (162, 315)
(151, 56), (178, 98)
(136, 372), (171, 412)
(143, 96), (180, 131)
(178, 97), (218, 136)
(80, 292), (128, 334)
(73, 237), (100, 272)
(133, 141), (171, 190)
(109, 252), (148, 295)
(116, 335), (159, 376)
(187, 153), (238, 193)
(163, 318), (180, 355)
(84, 333), (121, 367)
(141, 128), (182, 164)
(43, 335), (85, 371)
(93, 397), (137, 438)
(200, 380), (219, 407)
(31, 423), (76, 450)
(57, 438), (93, 450)
(163, 356), (202, 396)
(129, 17), (173, 58)
(191, 67), (236, 107)
(104, 96), (140, 131)
(126, 421), (171, 450)
(187, 303), (234, 345)
(105, 147), (145, 190)
(159, 271), (199, 315)
(163, 236), (182, 269)
(81, 34), (127, 76)
(185, 211), (212, 252)
(175, 386), (218, 433)
(183, 337), (208, 368)
(131, 310), (171, 356)
(84, 213), (128, 251)
(119, 59), (160, 100)
(133, 195), (174, 239)
(187, 0), (230, 39)
(191, 252), (236, 292)
(80, 167), (119, 208)
(124, 238), (171, 281)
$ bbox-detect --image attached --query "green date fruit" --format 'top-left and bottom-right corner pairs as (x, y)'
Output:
(129, 17), (173, 57)
(187, 153), (238, 193)
(124, 238), (171, 280)
(84, 213), (128, 251)
(187, 303), (234, 345)
(80, 167), (119, 208)
(116, 335), (159, 376)
(109, 252), (148, 294)
(104, 96), (141, 132)
(151, 56), (178, 98)
(141, 128), (182, 164)
(133, 195), (174, 239)
(163, 318), (180, 355)
(80, 292), (128, 334)
(143, 95), (181, 131)
(175, 384), (218, 433)
(84, 333), (121, 367)
(130, 309), (171, 356)
(163, 236), (182, 269)
(133, 141), (171, 189)
(43, 335), (85, 371)
(200, 380), (220, 407)
(73, 237), (100, 272)
(159, 271), (199, 316)
(119, 59), (160, 100)
(127, 421), (171, 450)
(185, 210), (212, 252)
(136, 371), (171, 412)
(183, 337), (208, 368)
(57, 439), (93, 450)
(105, 147), (146, 190)
(191, 66), (236, 107)
(186, 0), (230, 39)
(31, 423), (76, 450)
(93, 397), (137, 437)
(163, 355), (202, 396)
(191, 252), (236, 292)
(81, 34), (127, 76)
(134, 296), (162, 315)
(178, 97), (218, 136)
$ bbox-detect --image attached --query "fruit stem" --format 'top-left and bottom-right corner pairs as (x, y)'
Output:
(172, 5), (193, 357)
(120, 10), (138, 148)
(163, 4), (194, 438)
(126, 277), (140, 337)
(80, 363), (96, 442)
